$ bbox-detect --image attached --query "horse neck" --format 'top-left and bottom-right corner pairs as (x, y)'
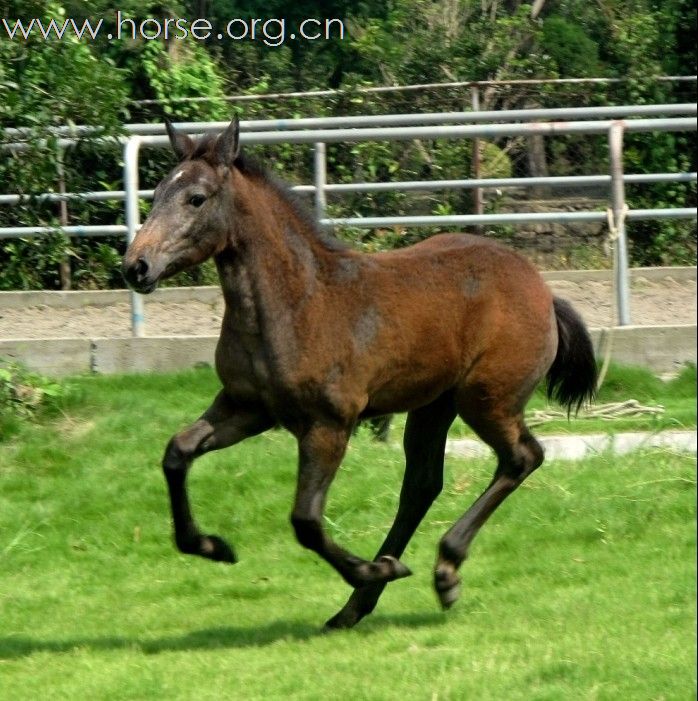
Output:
(214, 171), (333, 327)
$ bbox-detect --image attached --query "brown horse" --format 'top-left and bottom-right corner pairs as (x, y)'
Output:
(122, 118), (596, 629)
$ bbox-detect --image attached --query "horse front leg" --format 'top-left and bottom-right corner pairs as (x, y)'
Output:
(290, 423), (412, 588)
(162, 391), (273, 563)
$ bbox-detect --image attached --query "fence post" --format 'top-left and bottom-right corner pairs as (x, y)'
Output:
(123, 136), (145, 338)
(608, 123), (631, 326)
(470, 86), (483, 229)
(56, 146), (72, 290)
(314, 142), (327, 224)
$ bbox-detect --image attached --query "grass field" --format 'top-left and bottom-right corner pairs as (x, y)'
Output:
(0, 369), (696, 700)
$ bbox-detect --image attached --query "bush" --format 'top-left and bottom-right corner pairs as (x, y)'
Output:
(0, 361), (70, 439)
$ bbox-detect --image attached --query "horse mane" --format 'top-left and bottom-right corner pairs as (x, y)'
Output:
(233, 151), (349, 252)
(190, 134), (348, 252)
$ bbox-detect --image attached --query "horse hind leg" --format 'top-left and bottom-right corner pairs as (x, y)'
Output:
(434, 403), (544, 609)
(325, 392), (456, 629)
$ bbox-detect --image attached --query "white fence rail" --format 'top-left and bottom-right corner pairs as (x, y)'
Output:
(1, 104), (697, 335)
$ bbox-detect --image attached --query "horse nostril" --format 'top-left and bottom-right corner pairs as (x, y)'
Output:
(123, 256), (152, 289)
(135, 257), (149, 282)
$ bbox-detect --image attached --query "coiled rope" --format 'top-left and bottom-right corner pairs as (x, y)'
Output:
(527, 399), (665, 427)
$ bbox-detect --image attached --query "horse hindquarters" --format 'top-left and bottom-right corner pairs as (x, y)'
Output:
(432, 294), (596, 608)
(430, 291), (557, 607)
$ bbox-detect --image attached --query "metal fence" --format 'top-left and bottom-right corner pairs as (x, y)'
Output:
(1, 103), (696, 336)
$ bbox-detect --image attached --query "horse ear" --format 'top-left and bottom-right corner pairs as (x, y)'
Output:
(215, 116), (240, 167)
(164, 118), (194, 161)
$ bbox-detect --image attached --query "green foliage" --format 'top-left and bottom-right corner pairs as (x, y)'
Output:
(0, 1), (130, 289)
(0, 0), (695, 289)
(541, 16), (601, 77)
(624, 132), (697, 266)
(0, 233), (73, 290)
(594, 362), (666, 403)
(140, 41), (229, 121)
(479, 141), (513, 179)
(0, 361), (70, 438)
(651, 0), (697, 75)
(666, 363), (697, 398)
(70, 241), (124, 289)
(1, 2), (129, 128)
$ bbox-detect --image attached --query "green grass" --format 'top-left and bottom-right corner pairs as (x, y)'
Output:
(0, 370), (695, 700)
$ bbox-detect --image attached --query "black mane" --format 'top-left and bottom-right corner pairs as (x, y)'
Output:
(232, 150), (348, 252)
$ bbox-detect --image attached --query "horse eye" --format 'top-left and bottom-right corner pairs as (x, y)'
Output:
(189, 194), (206, 208)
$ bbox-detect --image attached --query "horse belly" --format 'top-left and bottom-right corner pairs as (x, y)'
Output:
(365, 335), (462, 414)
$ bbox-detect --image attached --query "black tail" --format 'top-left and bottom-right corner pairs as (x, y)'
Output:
(546, 297), (597, 415)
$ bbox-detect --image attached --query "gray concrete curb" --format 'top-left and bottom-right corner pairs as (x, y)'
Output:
(0, 336), (218, 376)
(0, 337), (93, 376)
(540, 266), (696, 284)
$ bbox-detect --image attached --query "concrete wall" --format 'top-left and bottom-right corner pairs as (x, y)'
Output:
(0, 338), (92, 376)
(0, 336), (217, 376)
(92, 336), (217, 374)
(0, 286), (220, 309)
(0, 325), (694, 377)
(589, 325), (696, 375)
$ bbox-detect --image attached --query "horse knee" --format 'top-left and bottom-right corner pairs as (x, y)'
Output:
(163, 436), (193, 471)
(291, 515), (323, 551)
(163, 420), (213, 472)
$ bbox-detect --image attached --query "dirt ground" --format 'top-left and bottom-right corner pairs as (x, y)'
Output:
(0, 275), (695, 339)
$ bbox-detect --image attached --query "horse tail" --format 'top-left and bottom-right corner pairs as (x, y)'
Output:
(546, 297), (597, 415)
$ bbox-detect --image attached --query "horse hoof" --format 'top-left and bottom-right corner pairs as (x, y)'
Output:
(377, 555), (412, 580)
(355, 555), (412, 584)
(200, 534), (238, 564)
(324, 610), (359, 631)
(434, 564), (461, 609)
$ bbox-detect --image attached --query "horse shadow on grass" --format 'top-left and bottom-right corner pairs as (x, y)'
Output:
(0, 610), (447, 660)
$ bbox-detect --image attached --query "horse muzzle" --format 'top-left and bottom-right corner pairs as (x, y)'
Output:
(122, 254), (163, 294)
